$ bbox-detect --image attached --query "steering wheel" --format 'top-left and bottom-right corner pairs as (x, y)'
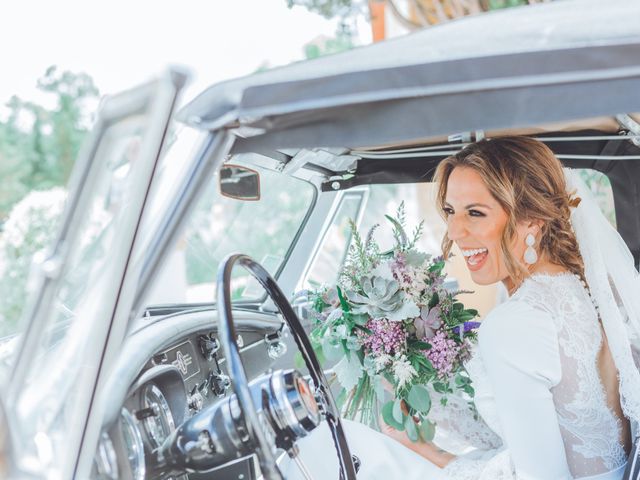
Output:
(217, 254), (357, 480)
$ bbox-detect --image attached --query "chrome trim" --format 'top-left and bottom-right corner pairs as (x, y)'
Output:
(616, 114), (640, 147)
(120, 408), (145, 480)
(270, 371), (320, 439)
(140, 384), (175, 449)
(353, 150), (640, 160)
(271, 371), (306, 438)
(94, 432), (117, 480)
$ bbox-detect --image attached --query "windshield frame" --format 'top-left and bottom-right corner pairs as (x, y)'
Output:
(140, 156), (319, 315)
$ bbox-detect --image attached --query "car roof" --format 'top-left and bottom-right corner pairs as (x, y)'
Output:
(178, 0), (640, 152)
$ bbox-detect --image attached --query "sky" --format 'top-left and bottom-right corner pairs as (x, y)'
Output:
(0, 0), (370, 114)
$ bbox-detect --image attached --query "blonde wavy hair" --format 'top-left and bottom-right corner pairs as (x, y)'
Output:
(433, 136), (585, 285)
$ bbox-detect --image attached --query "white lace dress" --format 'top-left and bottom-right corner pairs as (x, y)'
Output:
(286, 273), (629, 480)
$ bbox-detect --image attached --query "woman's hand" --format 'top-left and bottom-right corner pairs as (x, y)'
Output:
(379, 415), (456, 469)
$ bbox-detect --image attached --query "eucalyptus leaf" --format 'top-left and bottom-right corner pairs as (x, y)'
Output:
(404, 415), (419, 442)
(418, 419), (436, 442)
(382, 401), (404, 431)
(392, 399), (405, 424)
(407, 384), (431, 414)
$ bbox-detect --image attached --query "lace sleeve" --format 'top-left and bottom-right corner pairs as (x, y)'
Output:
(428, 384), (502, 453)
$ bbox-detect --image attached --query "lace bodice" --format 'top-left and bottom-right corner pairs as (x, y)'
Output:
(443, 273), (628, 480)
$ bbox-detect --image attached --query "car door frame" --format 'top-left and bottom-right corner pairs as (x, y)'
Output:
(4, 69), (193, 479)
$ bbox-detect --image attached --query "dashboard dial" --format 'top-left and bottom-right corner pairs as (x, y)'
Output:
(93, 431), (117, 479)
(120, 407), (145, 480)
(141, 383), (175, 449)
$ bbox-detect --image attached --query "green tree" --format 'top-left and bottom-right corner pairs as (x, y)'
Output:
(0, 66), (99, 219)
(304, 29), (355, 59)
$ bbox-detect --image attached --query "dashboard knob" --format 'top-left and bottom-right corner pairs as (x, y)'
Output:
(188, 391), (204, 412)
(210, 371), (231, 397)
(198, 335), (220, 361)
(267, 341), (287, 359)
(135, 404), (160, 420)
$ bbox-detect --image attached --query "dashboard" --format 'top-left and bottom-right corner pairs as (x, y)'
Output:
(92, 308), (288, 479)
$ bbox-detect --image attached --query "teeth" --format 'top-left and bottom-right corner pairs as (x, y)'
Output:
(462, 248), (488, 257)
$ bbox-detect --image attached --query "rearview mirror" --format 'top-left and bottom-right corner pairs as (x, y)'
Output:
(219, 164), (260, 201)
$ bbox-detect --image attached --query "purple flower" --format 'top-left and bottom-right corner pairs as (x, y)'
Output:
(358, 318), (406, 356)
(425, 331), (459, 379)
(414, 305), (442, 339)
(390, 253), (413, 286)
(451, 322), (481, 337)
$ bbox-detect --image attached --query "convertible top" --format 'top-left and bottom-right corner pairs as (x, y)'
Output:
(179, 0), (640, 265)
(179, 0), (640, 151)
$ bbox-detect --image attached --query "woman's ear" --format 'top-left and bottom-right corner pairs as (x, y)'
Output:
(527, 219), (544, 234)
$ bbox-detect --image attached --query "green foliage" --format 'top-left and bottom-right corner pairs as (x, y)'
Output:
(0, 188), (67, 336)
(488, 0), (529, 9)
(304, 32), (355, 59)
(184, 168), (315, 300)
(406, 384), (431, 414)
(0, 66), (99, 220)
(287, 0), (360, 20)
(418, 419), (436, 442)
(382, 400), (404, 430)
(577, 169), (616, 227)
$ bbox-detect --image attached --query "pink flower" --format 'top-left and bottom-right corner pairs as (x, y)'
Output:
(358, 318), (406, 357)
(425, 331), (459, 378)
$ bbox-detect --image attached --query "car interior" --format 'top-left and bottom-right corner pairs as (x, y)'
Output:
(92, 112), (640, 479)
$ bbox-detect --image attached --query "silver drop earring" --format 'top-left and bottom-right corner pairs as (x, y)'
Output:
(524, 233), (538, 265)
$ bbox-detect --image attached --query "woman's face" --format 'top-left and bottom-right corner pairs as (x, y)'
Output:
(443, 166), (530, 286)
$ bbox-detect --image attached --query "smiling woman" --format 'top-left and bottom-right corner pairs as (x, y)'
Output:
(291, 137), (637, 480)
(435, 137), (585, 293)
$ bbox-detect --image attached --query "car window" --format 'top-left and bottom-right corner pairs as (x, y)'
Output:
(305, 169), (616, 320)
(145, 162), (315, 305)
(578, 169), (616, 227)
(303, 192), (365, 289)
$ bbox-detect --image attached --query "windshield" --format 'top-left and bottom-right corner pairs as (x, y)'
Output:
(144, 158), (315, 307)
(5, 115), (147, 466)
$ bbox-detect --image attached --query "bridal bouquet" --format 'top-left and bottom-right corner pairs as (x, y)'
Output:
(304, 203), (479, 442)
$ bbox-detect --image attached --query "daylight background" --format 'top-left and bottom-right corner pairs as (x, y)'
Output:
(4, 0), (603, 337)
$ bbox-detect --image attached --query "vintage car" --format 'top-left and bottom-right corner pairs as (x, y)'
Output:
(1, 0), (639, 478)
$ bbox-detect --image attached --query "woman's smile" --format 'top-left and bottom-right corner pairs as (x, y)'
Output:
(461, 247), (489, 271)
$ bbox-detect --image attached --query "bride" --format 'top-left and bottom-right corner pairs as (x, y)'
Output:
(287, 137), (640, 480)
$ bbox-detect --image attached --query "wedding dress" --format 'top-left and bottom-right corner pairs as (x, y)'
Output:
(287, 273), (627, 480)
(285, 170), (639, 480)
